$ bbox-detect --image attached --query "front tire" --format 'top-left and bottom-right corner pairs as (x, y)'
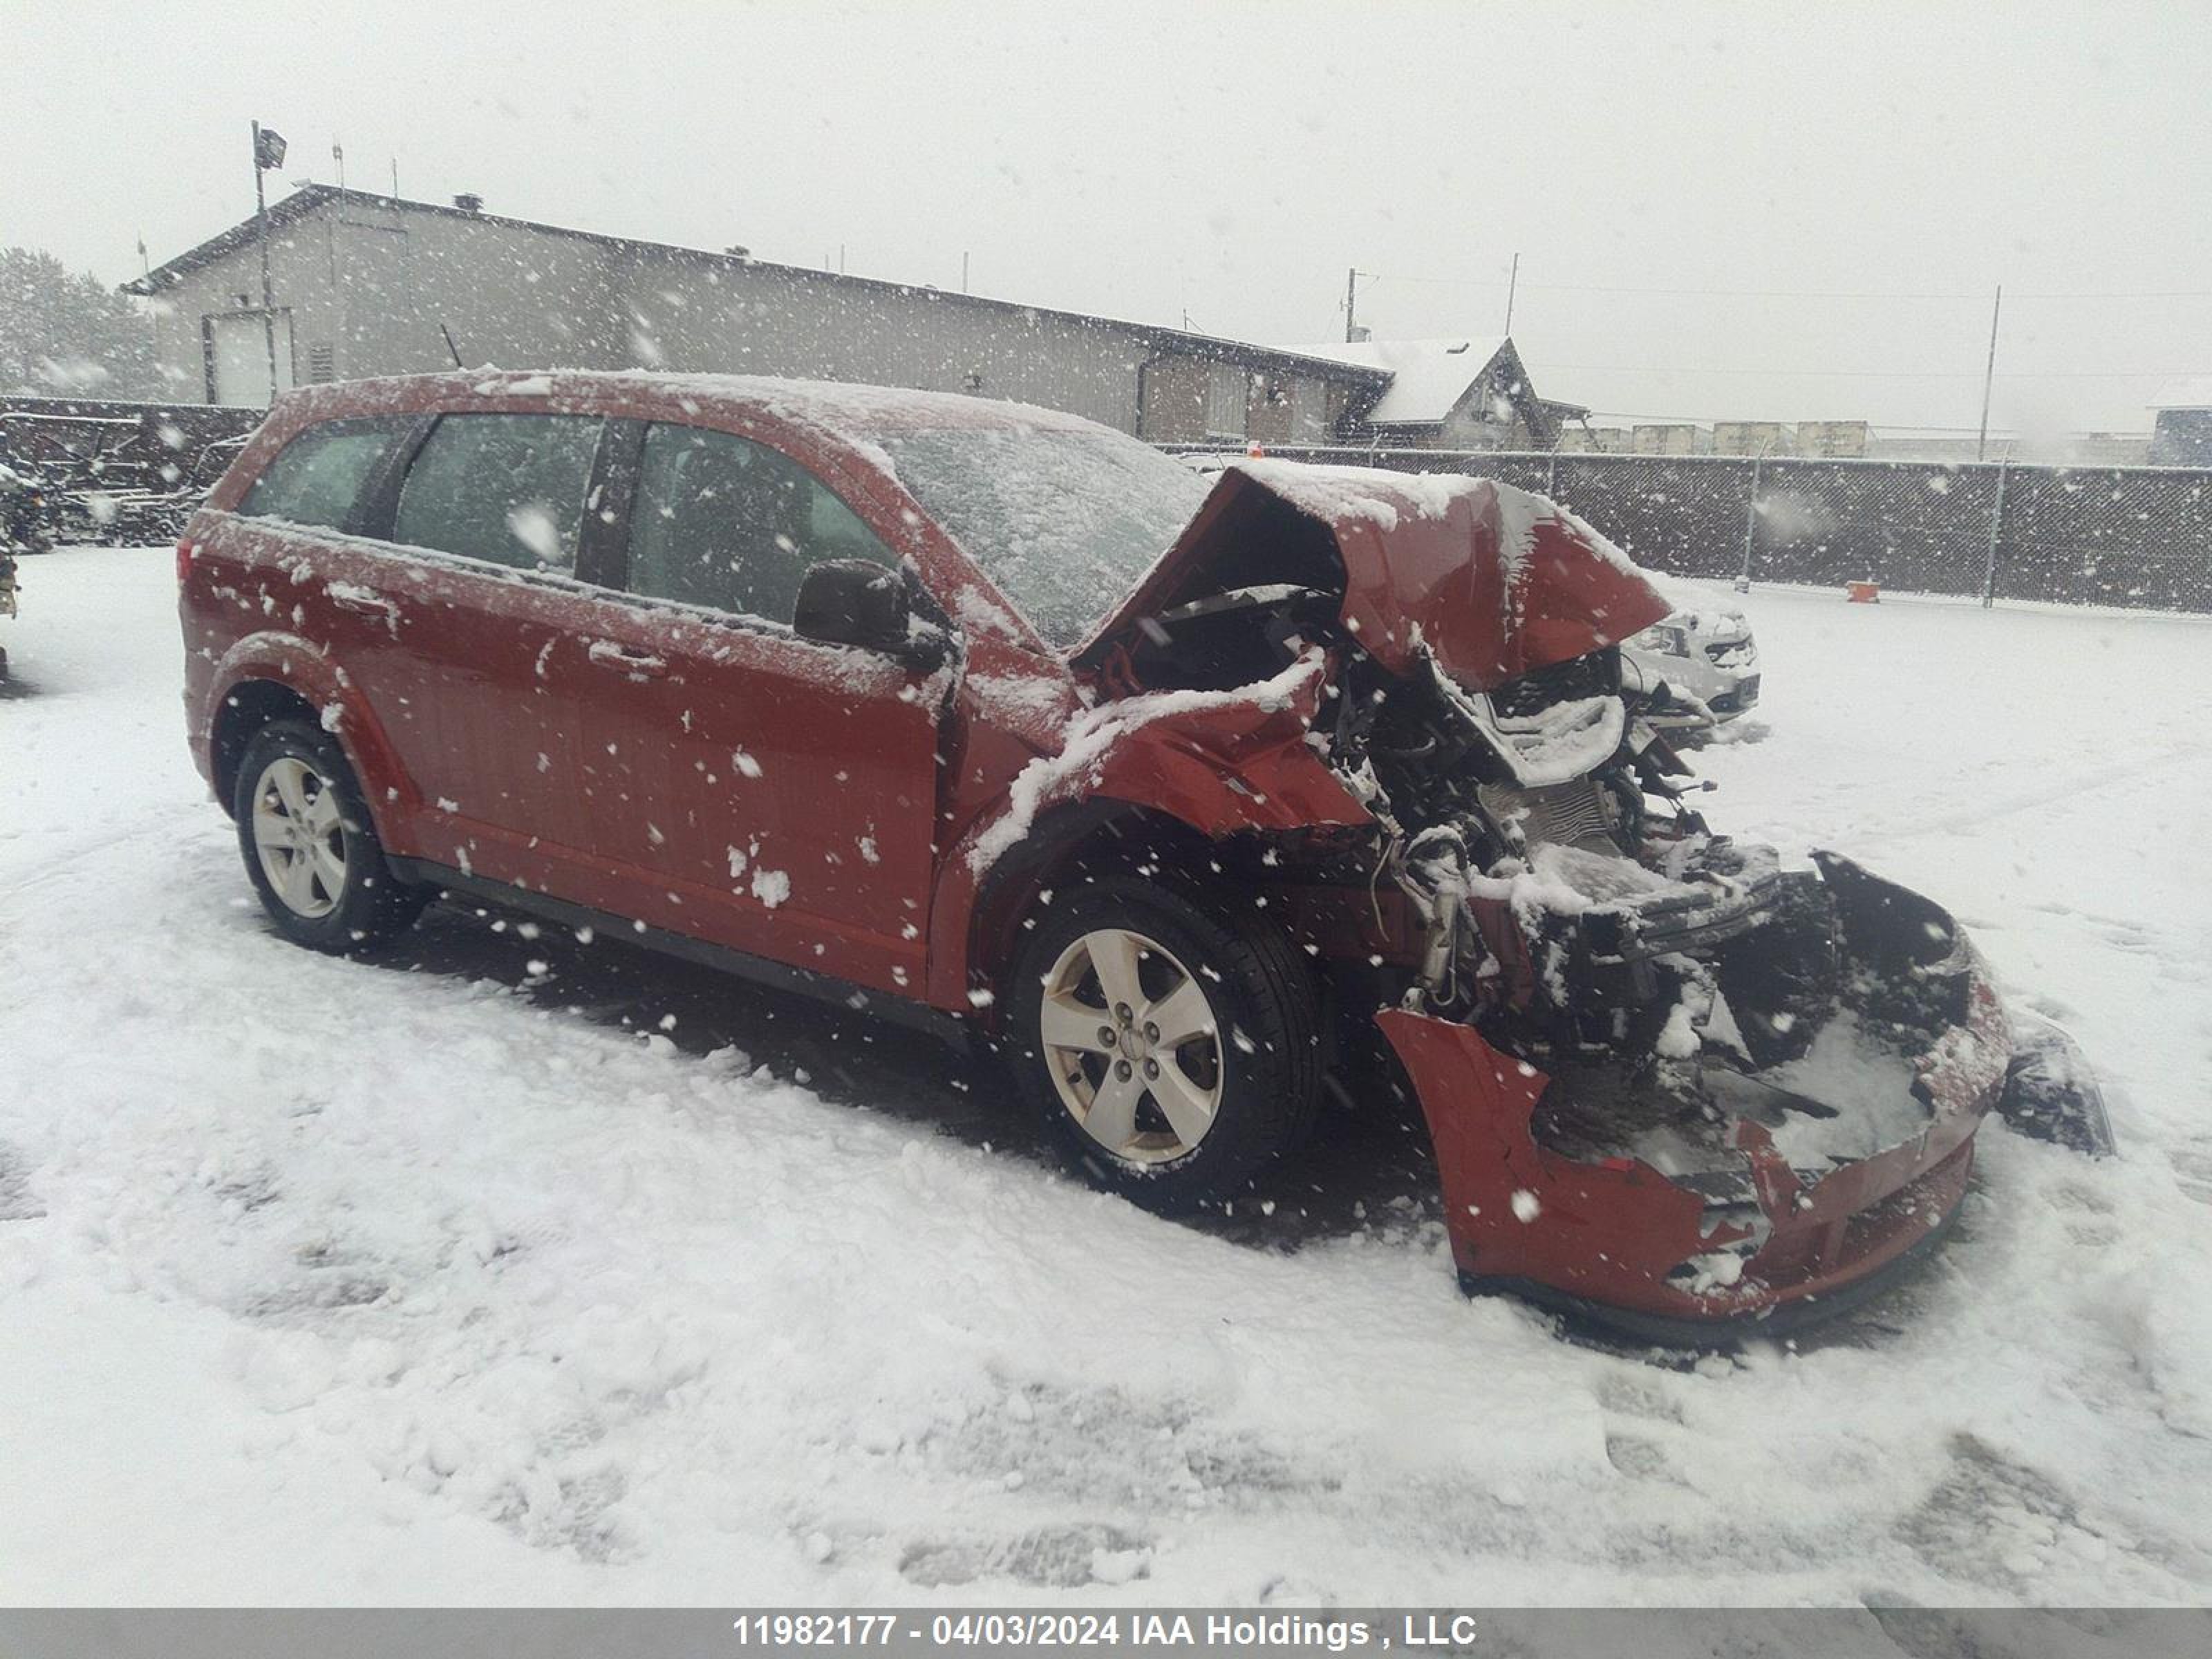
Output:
(232, 721), (427, 954)
(1008, 874), (1321, 1210)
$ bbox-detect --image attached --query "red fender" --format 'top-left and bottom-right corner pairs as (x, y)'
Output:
(925, 654), (1374, 1008)
(197, 630), (417, 837)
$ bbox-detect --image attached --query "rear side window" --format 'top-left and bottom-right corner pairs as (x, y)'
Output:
(237, 419), (404, 530)
(628, 422), (894, 622)
(392, 413), (604, 574)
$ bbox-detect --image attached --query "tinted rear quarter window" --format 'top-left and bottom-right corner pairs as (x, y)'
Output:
(237, 419), (407, 531)
(392, 413), (604, 574)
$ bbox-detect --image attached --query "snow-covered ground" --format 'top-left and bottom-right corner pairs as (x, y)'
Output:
(3, 545), (2211, 1605)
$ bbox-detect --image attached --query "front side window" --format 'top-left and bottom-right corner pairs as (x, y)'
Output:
(391, 413), (603, 573)
(628, 422), (894, 623)
(237, 418), (405, 530)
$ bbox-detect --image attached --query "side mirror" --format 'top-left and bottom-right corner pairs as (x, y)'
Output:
(793, 559), (951, 671)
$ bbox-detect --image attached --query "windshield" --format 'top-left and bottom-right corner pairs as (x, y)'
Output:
(875, 424), (1210, 649)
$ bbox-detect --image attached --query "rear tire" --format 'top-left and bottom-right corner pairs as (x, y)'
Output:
(1007, 873), (1321, 1210)
(232, 720), (428, 955)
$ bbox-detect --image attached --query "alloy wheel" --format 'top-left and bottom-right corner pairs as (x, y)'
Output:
(1039, 927), (1225, 1165)
(250, 755), (348, 919)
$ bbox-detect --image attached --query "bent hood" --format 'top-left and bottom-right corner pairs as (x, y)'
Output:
(1082, 459), (1673, 693)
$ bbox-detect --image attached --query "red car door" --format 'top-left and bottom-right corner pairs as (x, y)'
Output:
(573, 418), (941, 1000)
(341, 410), (614, 892)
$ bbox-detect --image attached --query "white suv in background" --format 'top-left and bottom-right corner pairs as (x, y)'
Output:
(1621, 584), (1761, 730)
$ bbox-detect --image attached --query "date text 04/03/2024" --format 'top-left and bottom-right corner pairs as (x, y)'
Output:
(728, 1613), (1485, 1649)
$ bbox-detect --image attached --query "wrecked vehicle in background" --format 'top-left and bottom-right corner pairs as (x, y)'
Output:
(176, 372), (2107, 1345)
(1620, 589), (1761, 732)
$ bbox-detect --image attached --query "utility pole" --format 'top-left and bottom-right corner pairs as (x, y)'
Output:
(1344, 266), (1358, 343)
(137, 236), (156, 368)
(1976, 283), (2003, 462)
(1738, 440), (1770, 594)
(1981, 454), (2011, 608)
(251, 121), (288, 404)
(962, 251), (969, 294)
(1504, 252), (1520, 336)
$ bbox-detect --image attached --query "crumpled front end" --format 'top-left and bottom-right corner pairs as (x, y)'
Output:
(1379, 854), (2012, 1342)
(1056, 457), (2091, 1338)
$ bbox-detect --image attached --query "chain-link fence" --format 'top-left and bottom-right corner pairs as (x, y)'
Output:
(1163, 445), (2212, 614)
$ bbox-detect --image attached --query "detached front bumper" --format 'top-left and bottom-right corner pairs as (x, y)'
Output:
(1379, 861), (2014, 1342)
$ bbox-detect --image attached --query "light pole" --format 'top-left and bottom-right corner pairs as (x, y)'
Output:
(1975, 283), (2003, 462)
(1343, 268), (1377, 343)
(251, 121), (288, 403)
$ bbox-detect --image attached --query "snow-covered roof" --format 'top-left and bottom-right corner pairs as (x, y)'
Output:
(124, 187), (1387, 392)
(1280, 337), (1508, 424)
(2149, 377), (2212, 411)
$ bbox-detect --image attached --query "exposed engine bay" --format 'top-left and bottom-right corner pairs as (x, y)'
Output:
(1160, 584), (1980, 1221)
(1080, 462), (2108, 1335)
(1353, 646), (1960, 1202)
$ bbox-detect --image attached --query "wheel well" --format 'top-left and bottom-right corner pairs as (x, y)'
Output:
(965, 803), (1290, 1026)
(209, 679), (321, 816)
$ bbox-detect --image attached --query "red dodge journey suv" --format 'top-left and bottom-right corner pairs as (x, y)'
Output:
(179, 371), (2083, 1343)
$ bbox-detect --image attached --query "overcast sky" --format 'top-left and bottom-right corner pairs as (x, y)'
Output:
(5, 0), (2208, 432)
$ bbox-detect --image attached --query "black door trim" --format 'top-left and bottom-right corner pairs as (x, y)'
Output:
(350, 413), (440, 540)
(577, 417), (644, 590)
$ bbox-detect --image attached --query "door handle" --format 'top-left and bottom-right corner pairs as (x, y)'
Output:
(329, 586), (396, 617)
(587, 639), (668, 677)
(328, 584), (400, 631)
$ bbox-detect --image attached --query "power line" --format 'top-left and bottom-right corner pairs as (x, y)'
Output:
(1546, 364), (2210, 380)
(1575, 413), (2152, 437)
(1362, 268), (2212, 303)
(1379, 272), (1980, 300)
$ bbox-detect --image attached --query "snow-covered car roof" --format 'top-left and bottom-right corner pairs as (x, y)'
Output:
(277, 368), (1107, 441)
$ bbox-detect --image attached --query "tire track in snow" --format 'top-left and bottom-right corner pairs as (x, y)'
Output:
(1837, 741), (2197, 847)
(0, 799), (215, 901)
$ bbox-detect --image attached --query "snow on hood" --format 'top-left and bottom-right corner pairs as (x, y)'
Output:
(1082, 460), (1674, 693)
